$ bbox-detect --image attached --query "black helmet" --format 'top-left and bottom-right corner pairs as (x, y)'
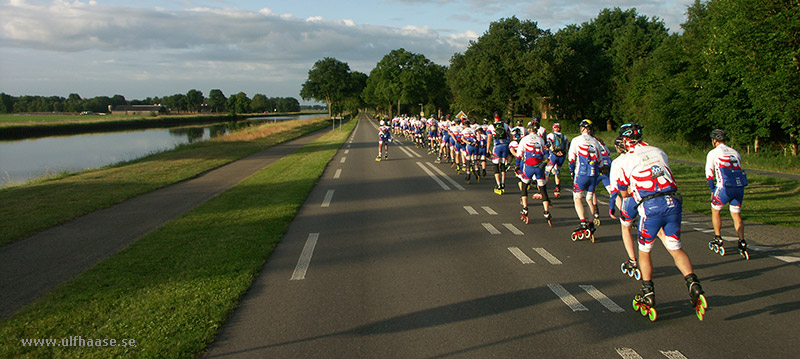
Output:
(580, 119), (593, 129)
(511, 128), (522, 141)
(528, 118), (540, 131)
(619, 123), (643, 141)
(614, 135), (626, 151)
(710, 128), (728, 142)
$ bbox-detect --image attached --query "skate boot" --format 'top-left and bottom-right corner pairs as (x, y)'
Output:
(500, 184), (505, 194)
(543, 211), (552, 227)
(532, 192), (542, 200)
(571, 221), (591, 241)
(384, 154), (388, 160)
(685, 273), (707, 321)
(494, 185), (503, 195)
(620, 259), (641, 280)
(376, 155), (381, 162)
(708, 235), (725, 256)
(587, 221), (596, 243)
(632, 280), (657, 322)
(553, 186), (561, 198)
(465, 172), (471, 184)
(520, 207), (529, 224)
(738, 239), (750, 260)
(593, 206), (601, 226)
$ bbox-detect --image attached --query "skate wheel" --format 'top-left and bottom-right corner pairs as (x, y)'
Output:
(593, 218), (600, 226)
(621, 263), (627, 274)
(640, 305), (648, 316)
(571, 232), (578, 241)
(708, 242), (715, 251)
(719, 246), (726, 256)
(523, 216), (529, 224)
(648, 308), (657, 321)
(632, 296), (641, 311)
(742, 250), (750, 260)
(634, 269), (642, 280)
(712, 244), (719, 253)
(590, 234), (595, 243)
(577, 232), (585, 240)
(547, 219), (552, 228)
(698, 294), (708, 309)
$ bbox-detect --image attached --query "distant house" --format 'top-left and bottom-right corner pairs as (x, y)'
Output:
(109, 105), (169, 115)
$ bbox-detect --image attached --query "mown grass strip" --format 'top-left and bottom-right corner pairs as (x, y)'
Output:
(0, 117), (330, 246)
(0, 118), (356, 358)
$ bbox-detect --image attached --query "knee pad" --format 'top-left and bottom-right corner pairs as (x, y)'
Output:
(586, 191), (595, 201)
(521, 183), (528, 197)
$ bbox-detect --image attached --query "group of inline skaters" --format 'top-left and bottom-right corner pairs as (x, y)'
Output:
(377, 112), (751, 322)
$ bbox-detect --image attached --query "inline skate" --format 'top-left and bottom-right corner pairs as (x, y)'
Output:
(738, 239), (750, 260)
(593, 205), (601, 226)
(632, 280), (657, 322)
(708, 235), (725, 256)
(543, 211), (552, 227)
(553, 185), (561, 199)
(570, 221), (595, 242)
(685, 273), (707, 321)
(520, 207), (529, 224)
(620, 259), (641, 280)
(375, 155), (382, 162)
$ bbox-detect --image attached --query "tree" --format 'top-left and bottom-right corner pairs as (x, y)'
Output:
(208, 89), (226, 113)
(250, 94), (269, 113)
(186, 89), (204, 113)
(447, 17), (548, 119)
(227, 92), (250, 115)
(300, 57), (354, 118)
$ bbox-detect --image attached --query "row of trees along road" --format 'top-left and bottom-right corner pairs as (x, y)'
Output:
(0, 90), (300, 115)
(302, 1), (798, 156)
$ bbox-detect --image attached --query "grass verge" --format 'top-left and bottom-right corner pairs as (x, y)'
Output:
(0, 117), (356, 358)
(0, 117), (330, 247)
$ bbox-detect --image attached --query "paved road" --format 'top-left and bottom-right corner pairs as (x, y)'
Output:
(205, 115), (800, 358)
(0, 128), (331, 319)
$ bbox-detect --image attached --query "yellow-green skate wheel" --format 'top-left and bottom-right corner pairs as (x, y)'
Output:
(648, 308), (657, 321)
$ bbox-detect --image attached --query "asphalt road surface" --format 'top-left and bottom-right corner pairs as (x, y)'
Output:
(205, 114), (800, 358)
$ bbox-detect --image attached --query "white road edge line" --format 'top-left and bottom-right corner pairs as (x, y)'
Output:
(482, 206), (497, 215)
(334, 169), (342, 179)
(425, 162), (466, 190)
(416, 162), (450, 190)
(503, 223), (524, 236)
(579, 285), (625, 313)
(290, 233), (319, 281)
(508, 247), (534, 264)
(482, 223), (501, 235)
(548, 284), (588, 312)
(533, 247), (563, 265)
(464, 206), (479, 215)
(340, 157), (347, 163)
(615, 348), (644, 359)
(660, 350), (689, 359)
(397, 145), (415, 158)
(321, 190), (335, 207)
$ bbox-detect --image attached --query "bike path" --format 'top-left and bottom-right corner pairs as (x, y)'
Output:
(0, 127), (333, 319)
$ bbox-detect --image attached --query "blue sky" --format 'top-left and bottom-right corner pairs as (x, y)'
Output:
(0, 0), (694, 103)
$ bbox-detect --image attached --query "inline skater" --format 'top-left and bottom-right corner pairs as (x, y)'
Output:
(462, 119), (479, 183)
(377, 119), (392, 161)
(617, 123), (706, 321)
(476, 127), (488, 178)
(427, 115), (439, 154)
(510, 128), (524, 179)
(487, 112), (512, 194)
(438, 115), (452, 163)
(608, 135), (640, 279)
(517, 118), (553, 226)
(568, 119), (605, 241)
(591, 135), (613, 226)
(705, 129), (750, 259)
(546, 123), (569, 198)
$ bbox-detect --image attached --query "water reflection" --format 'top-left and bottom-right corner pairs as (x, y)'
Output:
(0, 115), (321, 187)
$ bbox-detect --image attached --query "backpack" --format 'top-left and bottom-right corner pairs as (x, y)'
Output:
(551, 133), (566, 153)
(493, 122), (508, 140)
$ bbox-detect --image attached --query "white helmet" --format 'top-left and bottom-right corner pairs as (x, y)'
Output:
(379, 120), (385, 126)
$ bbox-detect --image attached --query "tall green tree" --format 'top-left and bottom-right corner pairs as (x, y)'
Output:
(185, 89), (204, 113)
(300, 57), (354, 118)
(208, 89), (226, 113)
(448, 17), (548, 119)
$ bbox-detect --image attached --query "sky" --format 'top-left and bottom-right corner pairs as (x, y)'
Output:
(0, 0), (695, 103)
